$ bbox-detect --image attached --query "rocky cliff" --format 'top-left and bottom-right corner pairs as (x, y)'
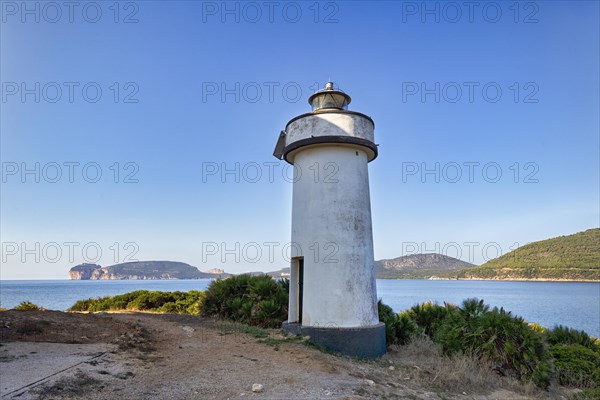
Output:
(68, 261), (231, 280)
(68, 263), (103, 280)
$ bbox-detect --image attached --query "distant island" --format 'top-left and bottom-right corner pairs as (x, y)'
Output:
(375, 253), (474, 279)
(446, 228), (599, 281)
(212, 254), (475, 280)
(68, 254), (473, 281)
(68, 229), (600, 281)
(68, 261), (231, 280)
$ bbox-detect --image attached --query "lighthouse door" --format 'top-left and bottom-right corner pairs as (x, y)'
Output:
(298, 258), (304, 324)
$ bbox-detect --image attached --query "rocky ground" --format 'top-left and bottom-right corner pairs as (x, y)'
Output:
(0, 311), (575, 399)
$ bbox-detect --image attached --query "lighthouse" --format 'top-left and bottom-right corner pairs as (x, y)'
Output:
(274, 82), (385, 358)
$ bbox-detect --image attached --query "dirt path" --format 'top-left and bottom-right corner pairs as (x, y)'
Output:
(0, 311), (568, 399)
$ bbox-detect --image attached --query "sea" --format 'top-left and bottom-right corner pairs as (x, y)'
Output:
(1, 279), (598, 337)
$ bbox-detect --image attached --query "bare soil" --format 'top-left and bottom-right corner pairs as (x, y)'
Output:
(0, 311), (575, 399)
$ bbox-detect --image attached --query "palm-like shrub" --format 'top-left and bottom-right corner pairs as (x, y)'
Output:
(550, 344), (600, 388)
(435, 298), (551, 388)
(250, 276), (279, 300)
(379, 298), (597, 390)
(255, 299), (282, 328)
(404, 301), (456, 339)
(277, 278), (290, 293)
(200, 279), (228, 316)
(201, 275), (288, 328)
(546, 325), (600, 353)
(396, 311), (419, 345)
(378, 299), (399, 346)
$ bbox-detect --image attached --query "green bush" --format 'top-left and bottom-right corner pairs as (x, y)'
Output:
(202, 275), (254, 317)
(546, 325), (600, 354)
(404, 301), (455, 339)
(201, 275), (288, 328)
(255, 299), (282, 328)
(378, 299), (399, 346)
(387, 298), (600, 390)
(396, 311), (419, 345)
(13, 301), (45, 311)
(67, 290), (204, 315)
(434, 299), (551, 388)
(550, 344), (600, 388)
(69, 298), (96, 311)
(376, 300), (422, 346)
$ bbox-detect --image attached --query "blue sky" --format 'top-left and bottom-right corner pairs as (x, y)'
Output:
(1, 1), (598, 279)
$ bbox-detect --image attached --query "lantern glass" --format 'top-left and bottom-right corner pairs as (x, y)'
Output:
(311, 92), (349, 111)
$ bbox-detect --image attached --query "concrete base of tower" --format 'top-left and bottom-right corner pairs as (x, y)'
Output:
(282, 321), (386, 359)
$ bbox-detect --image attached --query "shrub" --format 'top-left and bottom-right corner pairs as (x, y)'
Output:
(68, 299), (94, 311)
(386, 298), (599, 390)
(255, 299), (282, 328)
(396, 311), (420, 345)
(550, 344), (600, 388)
(126, 291), (179, 310)
(404, 301), (455, 339)
(157, 302), (179, 313)
(434, 299), (551, 388)
(201, 275), (288, 328)
(180, 290), (204, 315)
(378, 299), (399, 346)
(546, 325), (600, 354)
(13, 301), (45, 311)
(67, 290), (204, 315)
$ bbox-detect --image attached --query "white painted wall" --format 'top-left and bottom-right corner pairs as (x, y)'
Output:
(286, 112), (374, 143)
(286, 110), (379, 328)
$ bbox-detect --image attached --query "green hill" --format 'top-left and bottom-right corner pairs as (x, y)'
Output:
(68, 261), (231, 280)
(448, 228), (600, 281)
(376, 254), (474, 279)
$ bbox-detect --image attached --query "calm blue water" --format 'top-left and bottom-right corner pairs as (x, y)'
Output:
(376, 280), (600, 337)
(1, 279), (598, 337)
(0, 280), (213, 311)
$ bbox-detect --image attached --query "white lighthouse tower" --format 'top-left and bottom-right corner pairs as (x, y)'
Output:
(274, 82), (385, 358)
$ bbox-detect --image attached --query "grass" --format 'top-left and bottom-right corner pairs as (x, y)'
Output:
(259, 335), (307, 350)
(212, 319), (310, 352)
(571, 387), (600, 399)
(214, 320), (270, 339)
(391, 337), (539, 396)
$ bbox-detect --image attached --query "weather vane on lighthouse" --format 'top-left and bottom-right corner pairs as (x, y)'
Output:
(274, 81), (385, 358)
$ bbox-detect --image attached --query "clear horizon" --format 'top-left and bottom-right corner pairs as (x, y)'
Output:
(2, 1), (599, 280)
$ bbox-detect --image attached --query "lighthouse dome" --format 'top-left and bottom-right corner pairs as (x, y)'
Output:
(308, 82), (351, 111)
